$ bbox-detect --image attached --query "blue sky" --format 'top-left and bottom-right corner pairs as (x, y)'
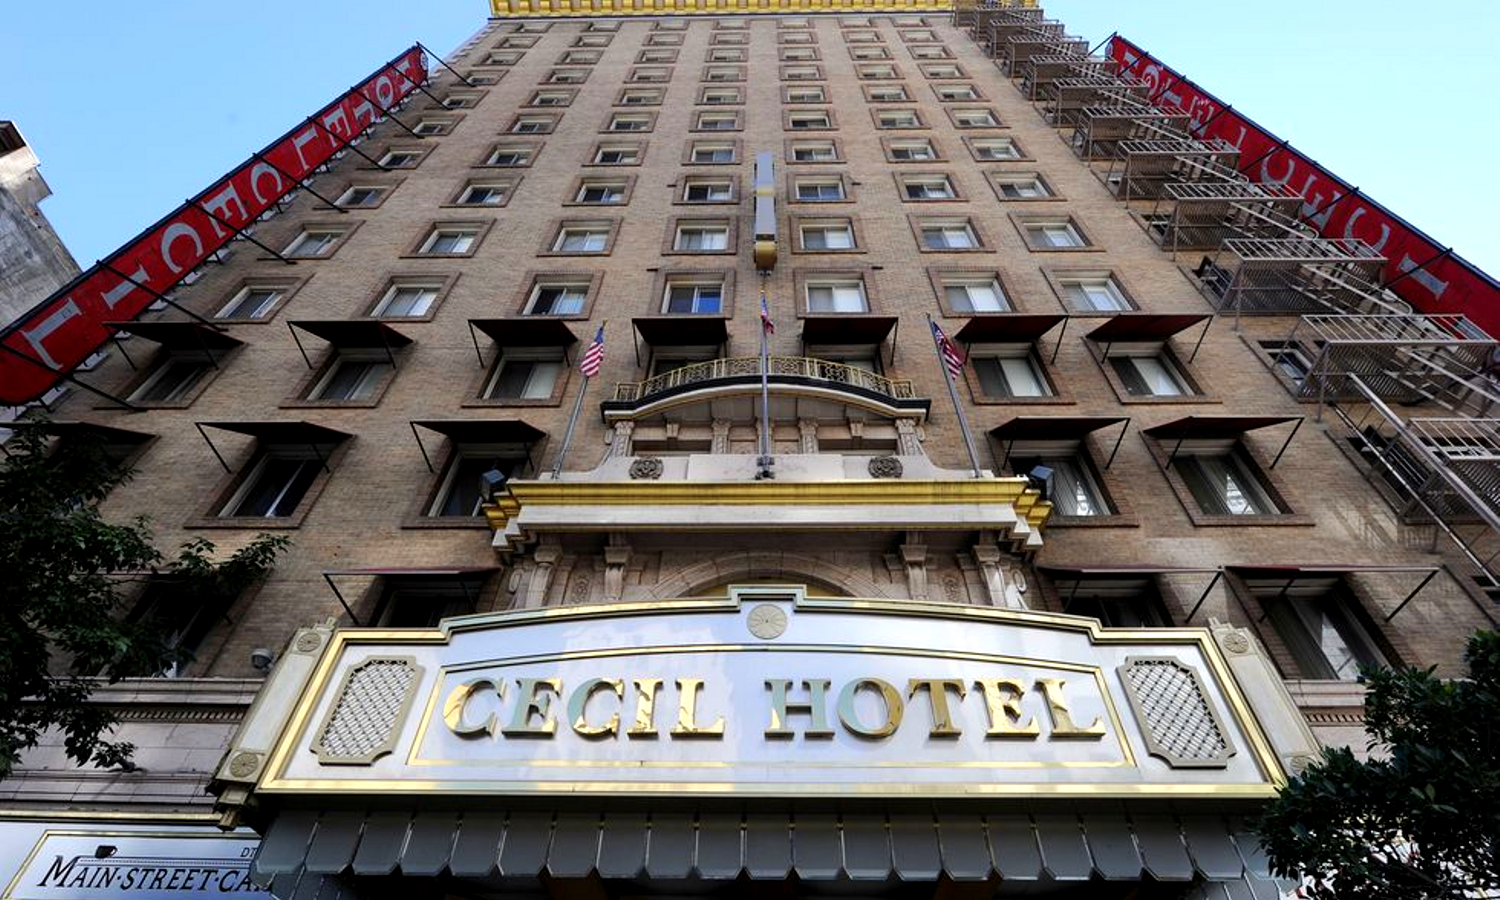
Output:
(6, 1), (1498, 274)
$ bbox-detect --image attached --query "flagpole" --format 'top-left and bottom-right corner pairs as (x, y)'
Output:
(551, 321), (604, 480)
(757, 282), (773, 479)
(928, 314), (984, 479)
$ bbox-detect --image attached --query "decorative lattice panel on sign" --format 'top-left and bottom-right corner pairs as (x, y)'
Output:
(1118, 657), (1235, 768)
(313, 657), (422, 765)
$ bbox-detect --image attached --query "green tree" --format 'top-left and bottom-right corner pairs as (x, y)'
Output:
(1254, 630), (1500, 899)
(0, 423), (288, 779)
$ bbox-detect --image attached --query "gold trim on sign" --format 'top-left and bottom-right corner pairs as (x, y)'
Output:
(257, 593), (1289, 797)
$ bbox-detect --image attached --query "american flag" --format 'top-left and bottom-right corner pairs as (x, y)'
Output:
(760, 293), (775, 335)
(579, 324), (605, 378)
(931, 320), (965, 381)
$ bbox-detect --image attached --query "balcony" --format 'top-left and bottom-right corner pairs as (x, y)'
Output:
(1042, 77), (1151, 126)
(1197, 234), (1393, 317)
(604, 355), (927, 420)
(1104, 138), (1242, 202)
(1143, 179), (1305, 253)
(1018, 55), (1119, 100)
(1070, 105), (1191, 160)
(999, 36), (1088, 76)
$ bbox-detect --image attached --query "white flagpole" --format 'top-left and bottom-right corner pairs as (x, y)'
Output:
(551, 321), (603, 480)
(928, 314), (983, 479)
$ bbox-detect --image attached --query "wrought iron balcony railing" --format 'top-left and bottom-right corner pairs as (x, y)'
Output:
(611, 356), (917, 404)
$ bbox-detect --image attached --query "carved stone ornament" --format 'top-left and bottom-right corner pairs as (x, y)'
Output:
(747, 604), (788, 640)
(227, 752), (261, 779)
(1219, 632), (1251, 655)
(867, 456), (904, 479)
(629, 457), (664, 480)
(294, 632), (323, 654)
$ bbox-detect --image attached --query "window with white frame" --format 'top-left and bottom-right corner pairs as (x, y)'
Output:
(456, 182), (509, 206)
(787, 111), (832, 129)
(308, 352), (391, 402)
(372, 283), (440, 318)
(619, 88), (662, 106)
(922, 64), (962, 78)
(1010, 452), (1110, 517)
(791, 140), (838, 162)
(428, 453), (529, 519)
(674, 223), (731, 252)
(877, 110), (921, 128)
(336, 186), (385, 208)
(993, 174), (1052, 199)
(664, 277), (725, 314)
(547, 68), (589, 84)
(378, 149), (421, 168)
(1110, 351), (1191, 397)
(526, 282), (589, 316)
(782, 66), (822, 81)
(419, 226), (479, 255)
(509, 115), (553, 134)
(576, 180), (627, 204)
(888, 139), (936, 161)
(701, 87), (741, 104)
(920, 221), (979, 250)
(485, 145), (531, 166)
(850, 46), (890, 60)
(220, 447), (326, 518)
(552, 223), (611, 253)
(483, 349), (563, 401)
(935, 84), (979, 101)
(795, 178), (845, 201)
(217, 285), (284, 320)
(799, 221), (856, 251)
(608, 113), (652, 132)
(1059, 274), (1132, 312)
(785, 86), (825, 103)
(867, 85), (909, 101)
(593, 144), (640, 164)
(1258, 580), (1387, 679)
(972, 348), (1051, 398)
(806, 279), (868, 313)
(952, 108), (999, 127)
(1024, 220), (1088, 249)
(1173, 447), (1277, 516)
(901, 175), (957, 200)
(284, 229), (343, 258)
(530, 90), (572, 107)
(683, 178), (733, 202)
(970, 137), (1021, 160)
(943, 277), (1008, 313)
(129, 353), (212, 403)
(696, 112), (739, 131)
(691, 142), (736, 164)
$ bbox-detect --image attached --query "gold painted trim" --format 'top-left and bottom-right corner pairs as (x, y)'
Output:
(0, 810), (221, 823)
(491, 0), (959, 17)
(258, 592), (1287, 798)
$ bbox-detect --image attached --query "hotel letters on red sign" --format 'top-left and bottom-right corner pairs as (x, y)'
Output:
(1107, 36), (1500, 337)
(0, 45), (429, 406)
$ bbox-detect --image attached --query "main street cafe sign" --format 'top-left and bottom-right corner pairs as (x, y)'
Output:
(229, 588), (1295, 801)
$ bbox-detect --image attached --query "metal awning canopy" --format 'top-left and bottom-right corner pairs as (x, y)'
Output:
(801, 315), (897, 346)
(408, 418), (546, 476)
(287, 320), (412, 369)
(193, 420), (351, 475)
(1145, 415), (1303, 470)
(106, 320), (242, 351)
(1226, 563), (1443, 623)
(252, 808), (1289, 895)
(955, 314), (1066, 344)
(469, 318), (579, 347)
(991, 416), (1130, 471)
(4, 419), (154, 445)
(633, 316), (729, 347)
(321, 566), (500, 627)
(1087, 313), (1211, 362)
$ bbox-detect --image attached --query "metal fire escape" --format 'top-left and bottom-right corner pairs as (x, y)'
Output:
(969, 1), (1500, 597)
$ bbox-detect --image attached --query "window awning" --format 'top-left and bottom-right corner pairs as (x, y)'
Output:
(1226, 563), (1442, 623)
(469, 318), (580, 348)
(5, 419), (154, 445)
(801, 315), (897, 347)
(321, 567), (499, 626)
(990, 416), (1128, 440)
(253, 808), (1284, 890)
(1144, 416), (1300, 440)
(410, 419), (546, 444)
(1085, 313), (1210, 343)
(197, 420), (353, 444)
(633, 316), (730, 347)
(954, 314), (1066, 345)
(106, 320), (243, 351)
(288, 320), (413, 349)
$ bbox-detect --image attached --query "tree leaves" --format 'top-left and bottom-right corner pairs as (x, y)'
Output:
(0, 422), (288, 779)
(1253, 631), (1500, 899)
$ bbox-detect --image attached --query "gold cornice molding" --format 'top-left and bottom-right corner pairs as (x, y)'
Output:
(491, 0), (961, 16)
(483, 479), (1053, 531)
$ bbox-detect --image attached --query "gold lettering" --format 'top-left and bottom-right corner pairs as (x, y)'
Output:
(837, 677), (903, 739)
(1036, 678), (1105, 739)
(568, 677), (623, 739)
(671, 677), (725, 738)
(628, 678), (662, 739)
(973, 678), (1038, 739)
(442, 677), (504, 738)
(764, 679), (834, 739)
(501, 677), (562, 737)
(906, 678), (966, 738)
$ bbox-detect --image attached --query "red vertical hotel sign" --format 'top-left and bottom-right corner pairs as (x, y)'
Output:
(0, 45), (429, 405)
(1107, 36), (1500, 336)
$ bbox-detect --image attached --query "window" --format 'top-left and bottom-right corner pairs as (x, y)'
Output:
(419, 226), (480, 256)
(695, 112), (739, 131)
(664, 277), (725, 314)
(701, 87), (741, 104)
(787, 111), (832, 130)
(336, 186), (385, 208)
(1048, 575), (1166, 625)
(795, 178), (845, 202)
(562, 50), (602, 64)
(683, 178), (733, 202)
(221, 451), (324, 518)
(920, 221), (979, 250)
(952, 109), (1000, 127)
(442, 94), (480, 109)
(619, 89), (663, 106)
(629, 68), (670, 83)
(785, 86), (825, 103)
(575, 180), (628, 204)
(547, 68), (589, 84)
(1024, 220), (1088, 249)
(285, 229), (343, 258)
(969, 137), (1021, 160)
(791, 141), (838, 162)
(867, 85), (909, 102)
(465, 73), (500, 85)
(707, 48), (745, 62)
(372, 283), (440, 318)
(922, 64), (962, 78)
(674, 223), (730, 252)
(587, 20), (619, 31)
(690, 142), (736, 164)
(807, 280), (868, 313)
(782, 66), (823, 81)
(1059, 275), (1132, 312)
(935, 84), (980, 101)
(902, 175), (957, 200)
(426, 456), (523, 522)
(485, 51), (522, 66)
(1263, 585), (1387, 680)
(888, 139), (936, 161)
(1175, 450), (1276, 515)
(943, 278), (1008, 312)
(704, 66), (744, 82)
(993, 174), (1052, 199)
(646, 32), (683, 46)
(414, 119), (450, 135)
(637, 49), (676, 63)
(378, 149), (421, 168)
(574, 34), (612, 47)
(130, 354), (211, 403)
(552, 224), (611, 253)
(509, 115), (554, 134)
(973, 351), (1051, 398)
(592, 144), (641, 165)
(455, 182), (509, 206)
(530, 90), (573, 107)
(122, 582), (219, 678)
(910, 46), (951, 60)
(877, 110), (921, 128)
(607, 113), (652, 132)
(799, 222), (856, 251)
(484, 145), (533, 167)
(857, 64), (898, 80)
(845, 31), (881, 43)
(1111, 354), (1190, 397)
(781, 48), (818, 61)
(850, 46), (891, 60)
(1260, 340), (1313, 386)
(217, 285), (283, 320)
(483, 351), (563, 401)
(309, 354), (391, 402)
(526, 283), (589, 315)
(1015, 455), (1110, 518)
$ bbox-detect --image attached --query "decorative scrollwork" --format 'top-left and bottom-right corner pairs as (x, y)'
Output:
(868, 456), (904, 479)
(629, 457), (664, 480)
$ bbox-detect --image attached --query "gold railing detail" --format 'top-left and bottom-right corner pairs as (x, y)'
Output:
(611, 356), (916, 404)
